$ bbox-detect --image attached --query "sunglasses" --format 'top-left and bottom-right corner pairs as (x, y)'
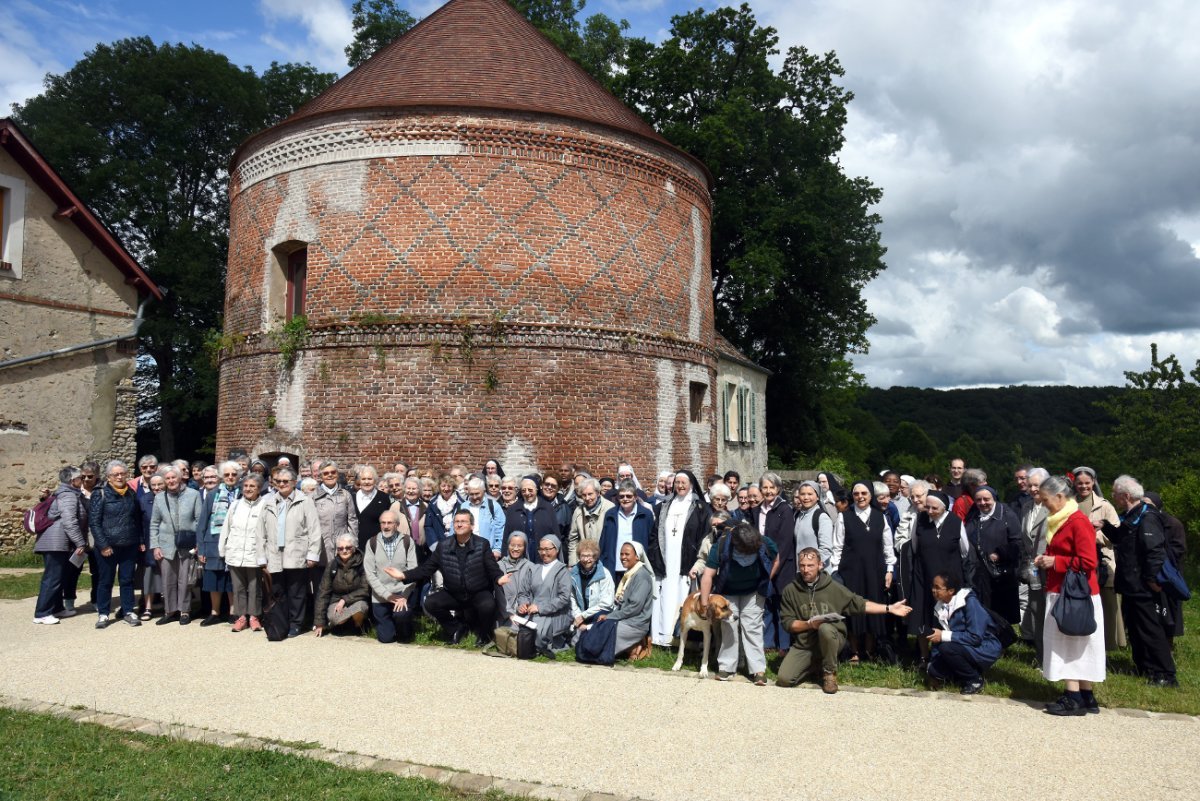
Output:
(336, 546), (355, 553)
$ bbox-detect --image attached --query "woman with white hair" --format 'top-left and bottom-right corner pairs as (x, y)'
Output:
(1034, 475), (1104, 715)
(150, 465), (203, 625)
(353, 465), (392, 550)
(314, 533), (371, 636)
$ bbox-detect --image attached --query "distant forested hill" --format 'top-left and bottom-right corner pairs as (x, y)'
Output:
(804, 385), (1125, 493)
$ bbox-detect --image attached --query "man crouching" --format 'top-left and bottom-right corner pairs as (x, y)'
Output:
(777, 548), (911, 693)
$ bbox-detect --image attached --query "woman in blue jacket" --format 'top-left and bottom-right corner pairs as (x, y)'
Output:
(926, 572), (1004, 694)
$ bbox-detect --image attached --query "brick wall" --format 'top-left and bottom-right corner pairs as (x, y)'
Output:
(219, 108), (717, 476)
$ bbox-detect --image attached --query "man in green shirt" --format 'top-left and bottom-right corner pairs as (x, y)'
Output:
(777, 547), (911, 693)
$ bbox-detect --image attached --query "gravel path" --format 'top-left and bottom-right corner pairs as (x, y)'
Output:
(2, 596), (1197, 801)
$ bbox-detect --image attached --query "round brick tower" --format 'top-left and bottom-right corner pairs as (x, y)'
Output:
(217, 0), (716, 476)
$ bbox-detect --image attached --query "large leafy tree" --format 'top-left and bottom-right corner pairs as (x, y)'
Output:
(617, 5), (886, 458)
(12, 38), (335, 459)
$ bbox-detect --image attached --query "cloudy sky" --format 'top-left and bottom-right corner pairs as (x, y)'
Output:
(4, 0), (1198, 389)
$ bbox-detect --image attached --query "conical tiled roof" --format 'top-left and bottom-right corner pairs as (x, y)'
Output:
(250, 0), (680, 155)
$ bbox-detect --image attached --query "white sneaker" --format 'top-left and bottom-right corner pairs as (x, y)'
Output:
(95, 614), (111, 629)
(57, 608), (77, 618)
(33, 616), (60, 625)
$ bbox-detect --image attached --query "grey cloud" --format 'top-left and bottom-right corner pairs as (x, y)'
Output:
(760, 0), (1200, 384)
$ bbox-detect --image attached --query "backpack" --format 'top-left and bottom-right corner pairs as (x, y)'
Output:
(23, 494), (59, 536)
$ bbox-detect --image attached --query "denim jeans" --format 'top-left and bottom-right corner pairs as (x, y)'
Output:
(96, 544), (139, 616)
(34, 551), (70, 618)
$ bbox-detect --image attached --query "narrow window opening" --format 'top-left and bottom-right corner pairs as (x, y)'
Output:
(285, 247), (307, 320)
(689, 381), (707, 424)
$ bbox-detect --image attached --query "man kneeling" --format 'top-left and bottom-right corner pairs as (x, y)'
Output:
(777, 548), (910, 693)
(388, 509), (502, 645)
(365, 510), (419, 643)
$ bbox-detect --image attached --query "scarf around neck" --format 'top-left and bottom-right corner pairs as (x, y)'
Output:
(1045, 498), (1079, 546)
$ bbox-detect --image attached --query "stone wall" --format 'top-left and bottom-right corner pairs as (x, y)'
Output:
(0, 147), (141, 554)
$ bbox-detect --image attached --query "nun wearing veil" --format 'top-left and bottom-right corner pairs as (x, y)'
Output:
(834, 480), (896, 662)
(907, 490), (970, 664)
(965, 485), (1022, 625)
(648, 470), (708, 647)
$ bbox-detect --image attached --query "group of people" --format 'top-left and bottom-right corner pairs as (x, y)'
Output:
(29, 452), (1187, 711)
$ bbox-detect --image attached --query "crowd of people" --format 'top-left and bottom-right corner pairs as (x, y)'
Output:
(29, 452), (1188, 712)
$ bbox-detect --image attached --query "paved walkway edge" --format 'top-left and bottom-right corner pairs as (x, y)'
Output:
(0, 693), (644, 801)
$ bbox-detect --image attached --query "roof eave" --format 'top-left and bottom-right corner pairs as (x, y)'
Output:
(0, 119), (163, 301)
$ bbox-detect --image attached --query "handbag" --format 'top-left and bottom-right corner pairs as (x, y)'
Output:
(1051, 559), (1097, 636)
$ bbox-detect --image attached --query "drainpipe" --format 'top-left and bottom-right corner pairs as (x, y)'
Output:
(0, 293), (159, 371)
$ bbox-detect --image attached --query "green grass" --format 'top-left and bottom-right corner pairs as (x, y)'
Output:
(0, 549), (40, 569)
(0, 573), (89, 601)
(0, 708), (518, 801)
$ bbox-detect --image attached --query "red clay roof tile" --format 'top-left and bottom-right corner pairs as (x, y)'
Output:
(239, 0), (705, 178)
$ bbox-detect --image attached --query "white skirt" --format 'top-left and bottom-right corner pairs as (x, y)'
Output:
(1042, 592), (1106, 683)
(651, 575), (690, 646)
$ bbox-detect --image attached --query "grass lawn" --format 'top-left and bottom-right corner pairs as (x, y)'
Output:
(0, 708), (516, 801)
(0, 549), (41, 569)
(0, 572), (90, 601)
(6, 544), (1198, 714)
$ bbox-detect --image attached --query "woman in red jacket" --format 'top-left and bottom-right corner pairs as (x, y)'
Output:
(1033, 475), (1105, 716)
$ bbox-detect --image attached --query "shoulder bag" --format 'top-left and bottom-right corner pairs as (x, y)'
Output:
(1051, 558), (1097, 636)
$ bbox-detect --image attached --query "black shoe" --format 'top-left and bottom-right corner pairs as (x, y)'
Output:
(1149, 675), (1180, 688)
(156, 612), (179, 626)
(449, 627), (466, 645)
(960, 680), (984, 695)
(179, 614), (191, 626)
(1084, 697), (1100, 714)
(1043, 695), (1086, 716)
(287, 626), (302, 638)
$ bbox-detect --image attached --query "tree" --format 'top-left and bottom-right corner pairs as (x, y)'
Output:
(346, 2), (631, 90)
(616, 4), (886, 460)
(1079, 344), (1200, 561)
(12, 39), (335, 459)
(345, 0), (418, 68)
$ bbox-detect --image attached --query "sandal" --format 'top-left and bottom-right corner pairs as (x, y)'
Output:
(848, 654), (860, 665)
(139, 609), (152, 621)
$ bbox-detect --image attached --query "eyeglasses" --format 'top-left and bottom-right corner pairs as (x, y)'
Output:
(537, 547), (557, 552)
(542, 482), (557, 489)
(222, 472), (238, 477)
(110, 471), (128, 478)
(336, 546), (355, 553)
